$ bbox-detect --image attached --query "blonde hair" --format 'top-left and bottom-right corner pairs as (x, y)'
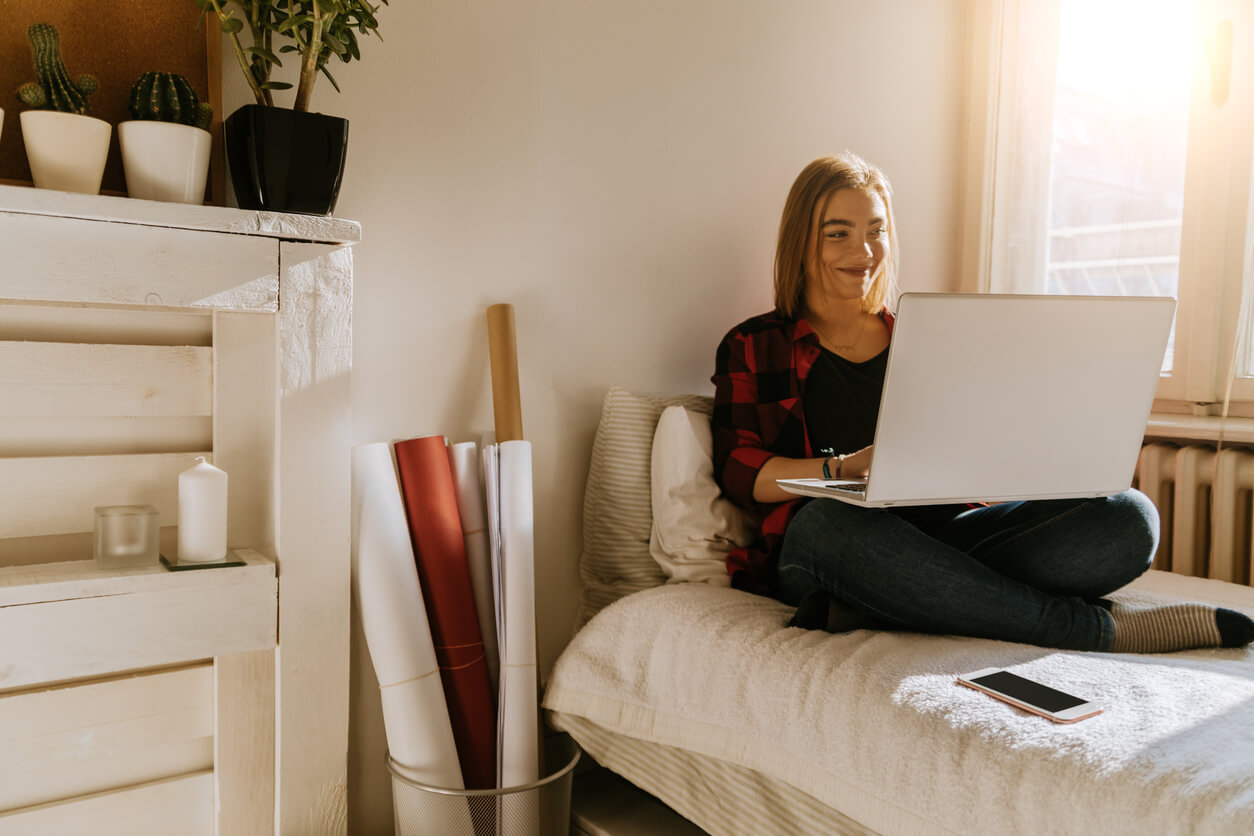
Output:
(773, 151), (899, 318)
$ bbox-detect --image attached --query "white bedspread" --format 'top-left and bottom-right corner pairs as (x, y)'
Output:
(543, 571), (1254, 835)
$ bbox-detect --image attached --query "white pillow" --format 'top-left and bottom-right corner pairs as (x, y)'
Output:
(649, 405), (755, 585)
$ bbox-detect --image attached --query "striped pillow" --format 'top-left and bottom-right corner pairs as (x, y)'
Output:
(574, 386), (714, 631)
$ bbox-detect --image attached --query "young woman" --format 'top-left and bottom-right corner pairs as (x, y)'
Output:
(711, 151), (1254, 653)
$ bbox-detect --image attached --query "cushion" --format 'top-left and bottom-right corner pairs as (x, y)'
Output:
(649, 405), (755, 585)
(574, 386), (714, 630)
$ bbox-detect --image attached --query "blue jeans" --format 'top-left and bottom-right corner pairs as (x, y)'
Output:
(774, 490), (1159, 651)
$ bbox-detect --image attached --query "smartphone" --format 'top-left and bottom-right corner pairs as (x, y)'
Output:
(956, 668), (1102, 723)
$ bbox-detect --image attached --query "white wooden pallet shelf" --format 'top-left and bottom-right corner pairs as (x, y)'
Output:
(0, 183), (361, 245)
(0, 183), (359, 313)
(0, 550), (277, 693)
(0, 185), (354, 834)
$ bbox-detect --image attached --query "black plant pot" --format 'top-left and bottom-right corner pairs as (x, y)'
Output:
(224, 105), (349, 216)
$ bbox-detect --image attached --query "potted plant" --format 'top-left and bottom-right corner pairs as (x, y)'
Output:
(15, 23), (111, 195)
(192, 0), (387, 215)
(118, 72), (214, 204)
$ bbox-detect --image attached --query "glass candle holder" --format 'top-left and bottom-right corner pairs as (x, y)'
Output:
(94, 505), (160, 569)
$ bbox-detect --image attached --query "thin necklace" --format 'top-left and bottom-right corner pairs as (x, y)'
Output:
(824, 316), (867, 353)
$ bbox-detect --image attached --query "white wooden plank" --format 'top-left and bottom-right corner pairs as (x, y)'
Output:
(0, 342), (212, 417)
(3, 706), (211, 772)
(0, 738), (213, 815)
(0, 213), (279, 312)
(0, 664), (211, 742)
(0, 451), (208, 537)
(0, 549), (274, 607)
(0, 555), (277, 690)
(215, 651), (276, 836)
(0, 529), (169, 570)
(0, 531), (92, 568)
(0, 302), (212, 346)
(0, 416), (213, 458)
(0, 665), (213, 811)
(214, 311), (278, 554)
(0, 183), (361, 245)
(0, 771), (214, 836)
(275, 242), (353, 835)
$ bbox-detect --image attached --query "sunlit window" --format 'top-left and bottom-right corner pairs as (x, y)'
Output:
(1045, 0), (1197, 370)
(985, 0), (1254, 404)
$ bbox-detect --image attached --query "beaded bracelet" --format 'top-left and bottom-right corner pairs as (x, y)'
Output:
(819, 447), (847, 480)
(820, 447), (837, 480)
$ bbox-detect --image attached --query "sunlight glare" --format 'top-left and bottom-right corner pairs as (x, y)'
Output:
(1056, 0), (1198, 109)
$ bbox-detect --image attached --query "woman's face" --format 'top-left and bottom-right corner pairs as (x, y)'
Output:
(805, 187), (889, 304)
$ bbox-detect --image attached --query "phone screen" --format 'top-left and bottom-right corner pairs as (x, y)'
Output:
(969, 670), (1087, 712)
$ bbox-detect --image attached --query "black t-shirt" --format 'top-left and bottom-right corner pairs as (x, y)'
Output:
(804, 344), (888, 456)
(804, 343), (965, 532)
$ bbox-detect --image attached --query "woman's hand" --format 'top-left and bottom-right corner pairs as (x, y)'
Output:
(840, 445), (873, 479)
(750, 446), (874, 503)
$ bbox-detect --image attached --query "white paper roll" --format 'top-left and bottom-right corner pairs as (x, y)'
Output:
(351, 443), (464, 790)
(447, 441), (500, 695)
(498, 440), (539, 788)
(482, 442), (504, 651)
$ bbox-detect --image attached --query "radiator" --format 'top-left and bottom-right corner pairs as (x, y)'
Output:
(1134, 442), (1254, 587)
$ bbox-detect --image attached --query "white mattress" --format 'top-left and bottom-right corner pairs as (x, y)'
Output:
(543, 570), (1254, 836)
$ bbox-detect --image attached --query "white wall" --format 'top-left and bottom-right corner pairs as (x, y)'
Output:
(226, 2), (969, 831)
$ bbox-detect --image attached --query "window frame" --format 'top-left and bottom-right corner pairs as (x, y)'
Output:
(961, 0), (1254, 409)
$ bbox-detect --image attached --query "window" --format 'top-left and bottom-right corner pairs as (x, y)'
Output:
(971, 0), (1254, 409)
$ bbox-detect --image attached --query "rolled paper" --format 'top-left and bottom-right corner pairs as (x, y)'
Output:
(486, 303), (524, 442)
(350, 443), (464, 790)
(394, 435), (498, 790)
(498, 440), (540, 787)
(177, 456), (227, 562)
(482, 440), (504, 649)
(448, 440), (501, 695)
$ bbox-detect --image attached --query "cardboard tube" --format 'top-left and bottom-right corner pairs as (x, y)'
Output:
(487, 303), (524, 442)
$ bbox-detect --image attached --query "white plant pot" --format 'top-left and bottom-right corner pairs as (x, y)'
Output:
(20, 110), (111, 195)
(118, 121), (212, 204)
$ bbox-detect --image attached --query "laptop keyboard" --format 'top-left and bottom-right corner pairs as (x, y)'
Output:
(831, 483), (867, 495)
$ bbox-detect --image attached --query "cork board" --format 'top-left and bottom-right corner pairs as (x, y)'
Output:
(1, 2), (224, 204)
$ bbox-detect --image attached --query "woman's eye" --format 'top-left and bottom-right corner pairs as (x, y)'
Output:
(870, 228), (887, 238)
(826, 231), (847, 239)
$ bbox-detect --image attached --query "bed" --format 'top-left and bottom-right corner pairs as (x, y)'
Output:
(541, 386), (1254, 836)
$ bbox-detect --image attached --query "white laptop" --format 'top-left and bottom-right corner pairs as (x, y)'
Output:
(776, 292), (1176, 507)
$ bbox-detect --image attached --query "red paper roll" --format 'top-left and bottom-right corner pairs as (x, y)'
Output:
(394, 434), (498, 789)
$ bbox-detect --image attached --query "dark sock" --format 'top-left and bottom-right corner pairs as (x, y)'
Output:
(1109, 601), (1254, 653)
(1216, 608), (1254, 647)
(788, 591), (880, 633)
(787, 591), (829, 630)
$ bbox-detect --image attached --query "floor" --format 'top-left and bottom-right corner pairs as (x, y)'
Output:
(570, 766), (708, 836)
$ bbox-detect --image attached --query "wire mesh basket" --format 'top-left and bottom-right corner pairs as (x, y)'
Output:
(387, 736), (581, 836)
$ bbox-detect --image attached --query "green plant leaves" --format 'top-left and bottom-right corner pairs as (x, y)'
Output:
(187, 0), (387, 111)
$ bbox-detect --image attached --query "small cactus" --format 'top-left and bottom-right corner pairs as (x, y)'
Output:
(16, 23), (97, 115)
(129, 72), (213, 131)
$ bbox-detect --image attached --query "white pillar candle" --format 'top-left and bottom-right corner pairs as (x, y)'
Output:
(178, 456), (228, 562)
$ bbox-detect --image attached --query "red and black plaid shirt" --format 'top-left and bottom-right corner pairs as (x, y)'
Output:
(711, 308), (894, 595)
